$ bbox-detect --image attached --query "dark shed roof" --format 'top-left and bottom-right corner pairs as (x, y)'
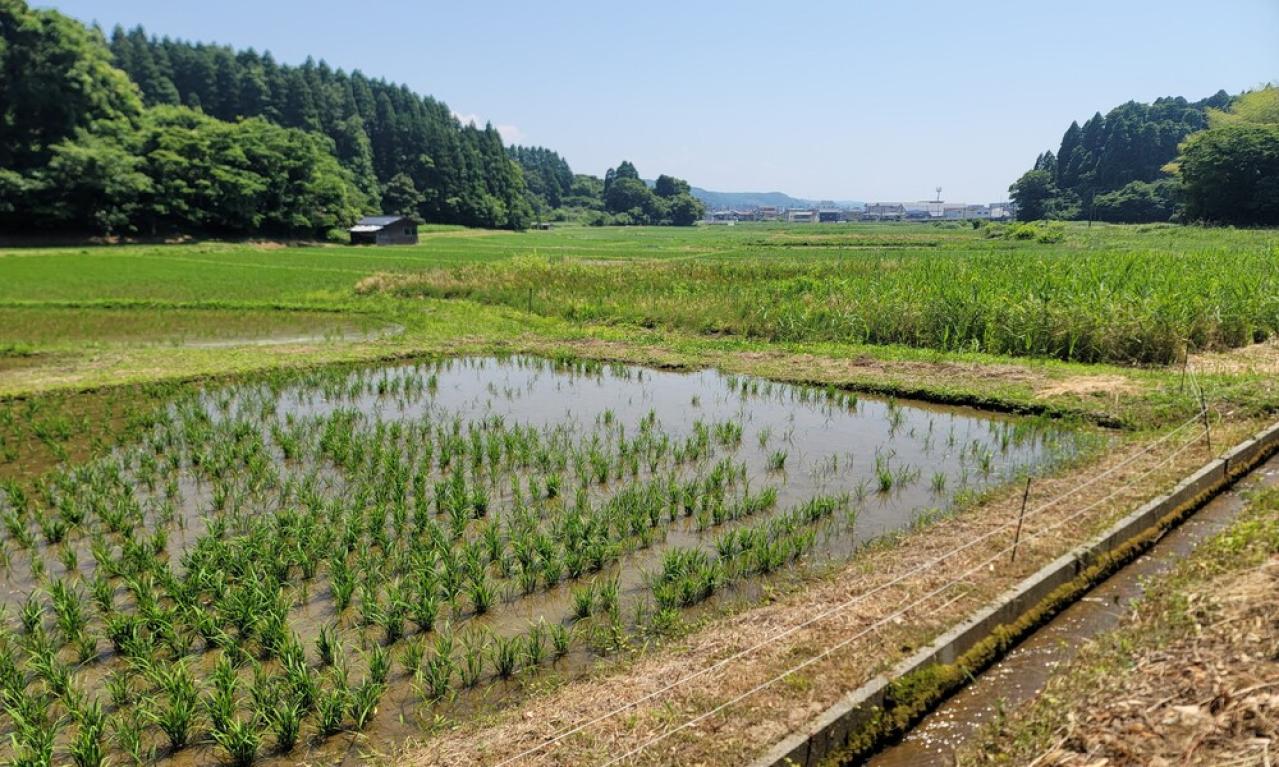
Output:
(350, 215), (412, 232)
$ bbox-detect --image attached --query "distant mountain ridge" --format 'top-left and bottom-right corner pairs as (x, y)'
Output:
(689, 188), (863, 211)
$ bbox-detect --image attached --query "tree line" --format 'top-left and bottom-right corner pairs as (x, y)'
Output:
(106, 26), (530, 231)
(507, 151), (704, 226)
(0, 1), (702, 237)
(1010, 87), (1279, 225)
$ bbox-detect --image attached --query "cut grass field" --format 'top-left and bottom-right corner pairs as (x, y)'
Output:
(0, 221), (1277, 766)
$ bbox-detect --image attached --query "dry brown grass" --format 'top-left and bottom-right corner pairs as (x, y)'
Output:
(1192, 338), (1279, 377)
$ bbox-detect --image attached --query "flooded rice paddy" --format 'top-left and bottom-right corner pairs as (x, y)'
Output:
(0, 356), (1087, 766)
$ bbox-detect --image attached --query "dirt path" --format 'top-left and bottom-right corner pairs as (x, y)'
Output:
(398, 420), (1258, 766)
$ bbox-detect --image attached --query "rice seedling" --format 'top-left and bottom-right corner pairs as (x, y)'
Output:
(315, 676), (348, 736)
(366, 643), (391, 686)
(204, 655), (239, 733)
(399, 635), (426, 677)
(211, 716), (261, 767)
(68, 696), (108, 767)
(489, 632), (521, 679)
(267, 696), (303, 753)
(147, 660), (199, 750)
(875, 453), (895, 493)
(9, 701), (58, 766)
(458, 629), (486, 687)
(349, 680), (385, 730)
(571, 582), (594, 621)
(417, 652), (454, 701)
(549, 622), (572, 658)
(524, 620), (547, 668)
(19, 591), (44, 634)
(112, 711), (151, 766)
(467, 573), (496, 615)
(315, 622), (339, 667)
(597, 575), (621, 615)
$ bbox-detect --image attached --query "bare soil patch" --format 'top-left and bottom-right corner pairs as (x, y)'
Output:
(1037, 374), (1141, 399)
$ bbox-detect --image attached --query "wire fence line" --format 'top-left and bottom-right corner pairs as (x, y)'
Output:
(598, 422), (1210, 766)
(496, 406), (1212, 766)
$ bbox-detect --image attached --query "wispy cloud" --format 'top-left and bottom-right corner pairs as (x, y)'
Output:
(452, 111), (524, 144)
(495, 124), (525, 143)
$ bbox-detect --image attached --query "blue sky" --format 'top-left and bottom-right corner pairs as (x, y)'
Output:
(43, 0), (1279, 202)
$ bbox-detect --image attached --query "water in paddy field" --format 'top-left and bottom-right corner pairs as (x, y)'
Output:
(0, 356), (1085, 767)
(251, 356), (1078, 545)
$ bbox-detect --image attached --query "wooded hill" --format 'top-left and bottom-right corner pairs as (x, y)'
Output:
(0, 1), (701, 237)
(1011, 87), (1278, 224)
(106, 27), (529, 231)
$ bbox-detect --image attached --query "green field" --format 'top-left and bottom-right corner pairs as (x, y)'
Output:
(1, 222), (1276, 413)
(5, 223), (1277, 363)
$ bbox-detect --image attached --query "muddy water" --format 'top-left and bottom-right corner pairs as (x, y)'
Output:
(223, 358), (1080, 765)
(267, 357), (1072, 543)
(862, 453), (1279, 767)
(0, 356), (1084, 767)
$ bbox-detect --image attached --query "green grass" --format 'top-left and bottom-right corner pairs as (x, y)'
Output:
(4, 223), (1276, 367)
(0, 306), (387, 347)
(359, 223), (1279, 365)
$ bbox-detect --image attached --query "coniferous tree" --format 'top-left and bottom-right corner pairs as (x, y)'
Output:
(1014, 92), (1231, 221)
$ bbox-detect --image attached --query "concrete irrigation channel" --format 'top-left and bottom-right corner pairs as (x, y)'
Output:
(751, 419), (1279, 767)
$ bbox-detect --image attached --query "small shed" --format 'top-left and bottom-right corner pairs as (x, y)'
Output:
(349, 215), (418, 245)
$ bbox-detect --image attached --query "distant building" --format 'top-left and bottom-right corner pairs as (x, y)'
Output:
(757, 206), (781, 221)
(864, 203), (905, 221)
(861, 200), (1008, 221)
(786, 209), (818, 223)
(817, 208), (844, 223)
(349, 215), (418, 245)
(902, 203), (932, 221)
(989, 202), (1015, 220)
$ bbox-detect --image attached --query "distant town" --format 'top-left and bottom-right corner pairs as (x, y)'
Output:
(704, 200), (1017, 224)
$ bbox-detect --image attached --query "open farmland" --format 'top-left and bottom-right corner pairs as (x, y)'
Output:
(1, 222), (1278, 766)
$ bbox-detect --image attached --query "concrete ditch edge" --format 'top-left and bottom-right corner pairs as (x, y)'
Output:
(751, 420), (1279, 767)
